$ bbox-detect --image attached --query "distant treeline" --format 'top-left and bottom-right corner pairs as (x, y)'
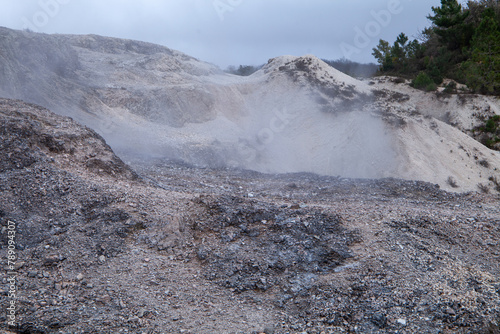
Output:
(225, 59), (377, 78)
(372, 0), (500, 95)
(225, 65), (264, 76)
(321, 59), (378, 78)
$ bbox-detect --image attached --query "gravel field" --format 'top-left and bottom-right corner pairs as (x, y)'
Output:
(1, 99), (499, 333)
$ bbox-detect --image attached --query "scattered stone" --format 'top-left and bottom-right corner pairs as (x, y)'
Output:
(127, 316), (140, 323)
(445, 307), (456, 316)
(97, 295), (112, 305)
(137, 307), (149, 318)
(119, 299), (126, 309)
(14, 261), (25, 270)
(43, 255), (63, 266)
(397, 318), (407, 326)
(371, 313), (387, 328)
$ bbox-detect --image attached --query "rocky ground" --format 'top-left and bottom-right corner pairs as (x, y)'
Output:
(1, 99), (500, 333)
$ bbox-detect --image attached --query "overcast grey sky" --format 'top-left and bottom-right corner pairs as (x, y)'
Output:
(0, 0), (444, 68)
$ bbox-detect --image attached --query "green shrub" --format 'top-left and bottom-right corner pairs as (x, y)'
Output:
(412, 72), (432, 88)
(485, 115), (500, 133)
(443, 81), (457, 94)
(477, 115), (500, 149)
(426, 61), (444, 85)
(486, 119), (496, 132)
(426, 82), (438, 91)
(412, 72), (436, 91)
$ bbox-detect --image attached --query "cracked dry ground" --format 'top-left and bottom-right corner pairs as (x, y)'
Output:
(0, 99), (500, 333)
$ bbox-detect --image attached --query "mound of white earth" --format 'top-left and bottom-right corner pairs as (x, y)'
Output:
(0, 27), (499, 192)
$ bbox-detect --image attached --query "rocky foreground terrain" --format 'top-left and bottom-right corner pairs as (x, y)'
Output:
(1, 99), (499, 333)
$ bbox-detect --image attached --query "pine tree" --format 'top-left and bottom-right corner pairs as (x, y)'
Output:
(372, 39), (393, 71)
(463, 8), (500, 94)
(427, 0), (473, 51)
(372, 0), (500, 95)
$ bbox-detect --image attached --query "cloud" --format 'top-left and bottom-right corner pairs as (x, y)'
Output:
(0, 0), (439, 67)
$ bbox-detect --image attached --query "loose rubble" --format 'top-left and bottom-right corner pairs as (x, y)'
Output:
(0, 99), (499, 333)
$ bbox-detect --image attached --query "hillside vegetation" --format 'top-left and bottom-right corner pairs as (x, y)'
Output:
(373, 0), (500, 95)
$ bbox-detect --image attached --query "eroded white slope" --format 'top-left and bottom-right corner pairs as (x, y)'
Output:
(113, 55), (395, 179)
(393, 115), (500, 192)
(1, 28), (499, 193)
